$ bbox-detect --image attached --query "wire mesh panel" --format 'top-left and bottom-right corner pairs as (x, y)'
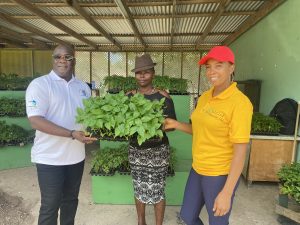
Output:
(75, 51), (90, 84)
(148, 52), (163, 77)
(198, 51), (211, 95)
(163, 52), (181, 78)
(109, 52), (126, 77)
(33, 50), (52, 76)
(91, 52), (108, 89)
(182, 52), (200, 94)
(128, 52), (142, 77)
(0, 50), (33, 76)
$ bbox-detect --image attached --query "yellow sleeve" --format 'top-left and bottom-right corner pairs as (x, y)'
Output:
(229, 97), (253, 143)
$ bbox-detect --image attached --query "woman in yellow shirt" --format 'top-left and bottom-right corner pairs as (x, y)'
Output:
(164, 46), (253, 225)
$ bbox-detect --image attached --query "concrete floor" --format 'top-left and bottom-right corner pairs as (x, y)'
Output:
(0, 143), (298, 225)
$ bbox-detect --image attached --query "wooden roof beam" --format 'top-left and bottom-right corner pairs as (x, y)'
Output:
(12, 11), (256, 20)
(66, 0), (122, 49)
(114, 0), (146, 48)
(0, 26), (50, 49)
(170, 0), (177, 49)
(12, 0), (98, 50)
(0, 37), (28, 48)
(0, 12), (70, 47)
(224, 0), (287, 45)
(196, 0), (232, 49)
(53, 31), (232, 38)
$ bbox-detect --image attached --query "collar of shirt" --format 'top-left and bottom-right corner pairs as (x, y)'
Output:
(49, 70), (76, 83)
(208, 82), (238, 100)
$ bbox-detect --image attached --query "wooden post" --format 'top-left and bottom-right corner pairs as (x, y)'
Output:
(291, 102), (300, 162)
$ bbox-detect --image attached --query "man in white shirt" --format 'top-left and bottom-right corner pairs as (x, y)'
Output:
(26, 44), (96, 225)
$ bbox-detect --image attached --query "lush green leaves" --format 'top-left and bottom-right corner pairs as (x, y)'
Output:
(0, 98), (26, 117)
(76, 91), (165, 145)
(251, 112), (283, 134)
(278, 163), (300, 203)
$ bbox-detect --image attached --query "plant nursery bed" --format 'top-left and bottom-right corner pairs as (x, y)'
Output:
(0, 144), (33, 170)
(91, 172), (189, 205)
(275, 203), (300, 223)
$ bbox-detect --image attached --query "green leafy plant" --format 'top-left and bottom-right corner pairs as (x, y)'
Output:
(169, 77), (189, 94)
(0, 98), (26, 117)
(76, 91), (165, 145)
(123, 76), (138, 93)
(0, 73), (35, 90)
(277, 163), (300, 204)
(0, 120), (34, 146)
(104, 75), (126, 93)
(251, 112), (283, 135)
(153, 75), (170, 90)
(168, 146), (177, 176)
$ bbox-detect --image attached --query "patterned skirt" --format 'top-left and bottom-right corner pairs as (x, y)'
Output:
(128, 143), (170, 204)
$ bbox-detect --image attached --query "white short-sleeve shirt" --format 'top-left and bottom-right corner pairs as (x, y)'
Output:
(26, 70), (91, 165)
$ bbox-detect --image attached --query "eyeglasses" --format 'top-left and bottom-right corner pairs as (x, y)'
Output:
(52, 54), (75, 62)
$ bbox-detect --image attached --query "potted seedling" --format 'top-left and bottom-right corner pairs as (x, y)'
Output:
(169, 77), (189, 95)
(153, 75), (170, 91)
(104, 75), (126, 93)
(251, 112), (283, 135)
(277, 163), (300, 211)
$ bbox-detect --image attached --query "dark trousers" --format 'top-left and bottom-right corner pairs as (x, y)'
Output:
(36, 160), (84, 225)
(180, 168), (239, 225)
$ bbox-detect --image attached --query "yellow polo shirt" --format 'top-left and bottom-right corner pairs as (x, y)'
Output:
(191, 82), (253, 176)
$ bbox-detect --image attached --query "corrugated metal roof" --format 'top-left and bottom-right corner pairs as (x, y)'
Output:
(40, 7), (78, 16)
(96, 19), (133, 34)
(212, 15), (249, 33)
(24, 19), (66, 34)
(57, 19), (99, 34)
(0, 0), (287, 51)
(226, 1), (264, 12)
(176, 17), (211, 34)
(136, 18), (170, 34)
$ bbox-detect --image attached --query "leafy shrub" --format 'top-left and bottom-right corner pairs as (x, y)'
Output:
(0, 73), (34, 90)
(251, 112), (283, 135)
(0, 121), (34, 145)
(0, 98), (26, 117)
(278, 163), (300, 203)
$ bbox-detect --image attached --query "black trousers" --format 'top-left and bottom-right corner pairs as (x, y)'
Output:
(36, 160), (84, 225)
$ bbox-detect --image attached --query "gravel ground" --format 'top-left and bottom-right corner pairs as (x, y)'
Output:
(0, 190), (33, 225)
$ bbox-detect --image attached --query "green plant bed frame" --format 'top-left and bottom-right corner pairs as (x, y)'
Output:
(0, 144), (33, 170)
(0, 90), (26, 98)
(91, 169), (190, 205)
(0, 117), (31, 130)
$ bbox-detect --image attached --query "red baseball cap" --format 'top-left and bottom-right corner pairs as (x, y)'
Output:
(198, 46), (235, 65)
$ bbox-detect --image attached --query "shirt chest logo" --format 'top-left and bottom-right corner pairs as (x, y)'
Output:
(202, 107), (226, 122)
(79, 89), (87, 97)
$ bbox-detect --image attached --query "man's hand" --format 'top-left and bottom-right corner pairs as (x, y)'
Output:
(72, 130), (97, 144)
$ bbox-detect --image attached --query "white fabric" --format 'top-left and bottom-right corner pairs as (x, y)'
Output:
(26, 70), (91, 165)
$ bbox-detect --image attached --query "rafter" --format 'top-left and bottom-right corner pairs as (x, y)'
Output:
(0, 26), (50, 49)
(0, 37), (28, 48)
(170, 0), (177, 49)
(224, 0), (286, 45)
(195, 0), (232, 49)
(66, 0), (121, 49)
(11, 11), (256, 20)
(53, 32), (232, 38)
(12, 0), (98, 50)
(0, 12), (70, 47)
(114, 0), (146, 48)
